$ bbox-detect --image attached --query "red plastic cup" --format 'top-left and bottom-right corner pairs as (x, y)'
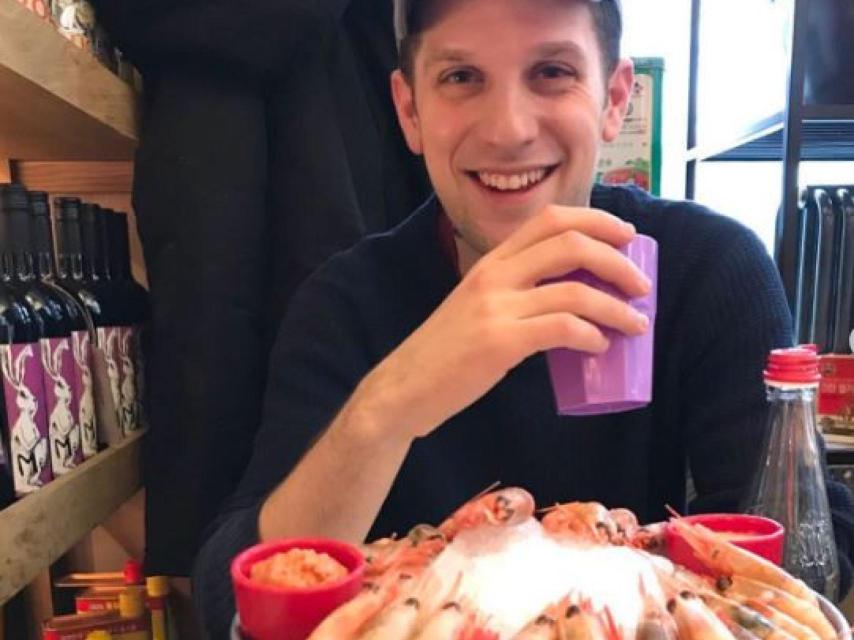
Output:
(666, 514), (785, 576)
(231, 538), (366, 640)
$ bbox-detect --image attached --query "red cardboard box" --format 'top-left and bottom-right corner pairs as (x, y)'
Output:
(819, 355), (854, 444)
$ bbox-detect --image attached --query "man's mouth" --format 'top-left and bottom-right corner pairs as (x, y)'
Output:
(467, 165), (558, 193)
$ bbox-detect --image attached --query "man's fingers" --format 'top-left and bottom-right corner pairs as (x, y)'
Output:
(515, 282), (649, 336)
(517, 313), (610, 355)
(492, 205), (635, 259)
(507, 230), (651, 297)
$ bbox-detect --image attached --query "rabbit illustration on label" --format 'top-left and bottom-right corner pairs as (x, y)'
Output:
(41, 339), (80, 473)
(118, 329), (137, 433)
(1, 345), (49, 492)
(73, 331), (97, 457)
(99, 327), (122, 430)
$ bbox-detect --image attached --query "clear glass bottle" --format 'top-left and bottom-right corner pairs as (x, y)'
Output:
(743, 346), (840, 600)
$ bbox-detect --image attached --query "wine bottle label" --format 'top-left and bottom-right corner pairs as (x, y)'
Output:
(40, 336), (83, 475)
(0, 342), (53, 494)
(72, 330), (98, 458)
(97, 326), (124, 435)
(117, 326), (138, 434)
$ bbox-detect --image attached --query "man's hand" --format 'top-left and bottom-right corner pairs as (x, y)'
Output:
(347, 205), (652, 442)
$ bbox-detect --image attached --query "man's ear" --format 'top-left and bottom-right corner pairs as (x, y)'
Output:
(391, 69), (423, 155)
(601, 58), (635, 143)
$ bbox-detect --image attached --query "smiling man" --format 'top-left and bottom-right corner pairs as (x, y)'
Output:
(193, 0), (854, 635)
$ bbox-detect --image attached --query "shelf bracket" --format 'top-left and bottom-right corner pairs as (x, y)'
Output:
(776, 0), (810, 314)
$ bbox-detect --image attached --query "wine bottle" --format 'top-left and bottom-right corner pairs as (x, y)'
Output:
(103, 209), (148, 432)
(0, 184), (53, 495)
(30, 192), (98, 459)
(2, 186), (85, 477)
(55, 199), (125, 439)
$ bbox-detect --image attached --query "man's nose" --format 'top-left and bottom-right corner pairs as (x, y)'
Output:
(476, 84), (538, 150)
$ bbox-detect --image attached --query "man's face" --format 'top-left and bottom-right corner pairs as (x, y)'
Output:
(392, 0), (633, 259)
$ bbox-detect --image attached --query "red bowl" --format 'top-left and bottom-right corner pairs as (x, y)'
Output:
(666, 514), (784, 576)
(231, 538), (366, 640)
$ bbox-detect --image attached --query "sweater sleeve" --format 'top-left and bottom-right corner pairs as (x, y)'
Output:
(679, 222), (854, 599)
(192, 260), (374, 638)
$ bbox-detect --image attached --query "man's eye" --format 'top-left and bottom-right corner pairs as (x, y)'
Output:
(440, 68), (479, 85)
(533, 64), (577, 80)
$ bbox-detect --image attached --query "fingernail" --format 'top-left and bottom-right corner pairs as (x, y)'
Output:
(636, 313), (650, 331)
(639, 274), (652, 292)
(623, 222), (636, 234)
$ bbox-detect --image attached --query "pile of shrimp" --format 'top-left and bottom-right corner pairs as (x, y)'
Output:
(305, 486), (839, 640)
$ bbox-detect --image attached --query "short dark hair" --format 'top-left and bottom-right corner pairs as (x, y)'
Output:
(398, 0), (622, 82)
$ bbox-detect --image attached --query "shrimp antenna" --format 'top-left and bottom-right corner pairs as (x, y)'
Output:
(536, 503), (562, 515)
(664, 504), (683, 519)
(471, 481), (501, 500)
(453, 481), (502, 509)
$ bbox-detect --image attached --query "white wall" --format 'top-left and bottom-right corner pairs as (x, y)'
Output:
(622, 2), (853, 254)
(621, 1), (692, 200)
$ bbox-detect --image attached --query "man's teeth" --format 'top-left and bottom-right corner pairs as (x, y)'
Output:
(477, 168), (548, 191)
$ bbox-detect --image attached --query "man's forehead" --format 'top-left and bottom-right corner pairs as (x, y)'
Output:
(422, 39), (590, 68)
(393, 0), (621, 48)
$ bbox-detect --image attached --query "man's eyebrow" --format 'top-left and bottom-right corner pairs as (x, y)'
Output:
(534, 41), (586, 59)
(423, 48), (472, 68)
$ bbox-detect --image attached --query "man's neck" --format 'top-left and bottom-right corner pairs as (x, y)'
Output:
(454, 236), (482, 276)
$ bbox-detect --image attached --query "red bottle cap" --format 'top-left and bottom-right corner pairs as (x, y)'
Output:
(42, 631), (61, 640)
(123, 559), (143, 585)
(763, 346), (821, 385)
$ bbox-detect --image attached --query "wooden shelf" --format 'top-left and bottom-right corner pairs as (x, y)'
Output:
(0, 430), (143, 606)
(0, 0), (139, 160)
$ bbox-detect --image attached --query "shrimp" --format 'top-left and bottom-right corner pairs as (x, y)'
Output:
(557, 600), (621, 640)
(512, 597), (569, 640)
(667, 518), (817, 605)
(721, 624), (762, 640)
(715, 576), (835, 640)
(457, 614), (500, 640)
(356, 571), (446, 640)
(667, 591), (737, 640)
(542, 502), (618, 544)
(741, 599), (820, 640)
(307, 575), (400, 640)
(412, 601), (469, 640)
(438, 486), (535, 541)
(630, 522), (669, 554)
(609, 508), (639, 532)
(407, 523), (447, 547)
(356, 595), (421, 640)
(361, 536), (404, 576)
(637, 579), (678, 640)
(699, 591), (795, 640)
(362, 531), (444, 581)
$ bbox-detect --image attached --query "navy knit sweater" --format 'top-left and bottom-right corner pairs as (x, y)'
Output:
(193, 185), (854, 637)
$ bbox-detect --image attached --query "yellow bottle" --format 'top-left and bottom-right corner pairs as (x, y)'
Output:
(115, 589), (150, 640)
(85, 632), (112, 640)
(145, 577), (170, 640)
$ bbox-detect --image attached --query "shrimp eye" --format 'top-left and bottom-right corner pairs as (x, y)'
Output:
(666, 599), (677, 614)
(404, 597), (420, 609)
(565, 605), (581, 618)
(535, 615), (555, 626)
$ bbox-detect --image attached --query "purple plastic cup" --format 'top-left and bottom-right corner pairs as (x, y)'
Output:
(545, 234), (658, 416)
